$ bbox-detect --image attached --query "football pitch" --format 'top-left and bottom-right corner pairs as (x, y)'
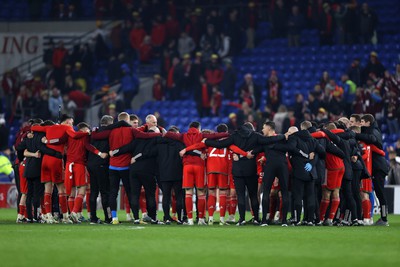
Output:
(1, 209), (399, 267)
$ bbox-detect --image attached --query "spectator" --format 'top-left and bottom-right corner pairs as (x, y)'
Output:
(293, 93), (306, 122)
(1, 71), (15, 113)
(319, 3), (334, 45)
(282, 108), (297, 133)
(227, 113), (239, 133)
(266, 70), (282, 113)
(237, 101), (255, 126)
(108, 56), (122, 83)
(178, 32), (195, 59)
(329, 89), (346, 119)
(35, 91), (51, 121)
(315, 107), (329, 125)
(352, 87), (366, 114)
(120, 64), (139, 109)
(205, 54), (224, 87)
(384, 91), (399, 136)
(271, 0), (288, 38)
(239, 74), (259, 110)
(68, 89), (91, 123)
(49, 88), (63, 120)
(80, 44), (94, 76)
(43, 41), (55, 65)
(207, 9), (223, 34)
(210, 86), (222, 116)
(221, 58), (237, 100)
(226, 9), (242, 56)
(307, 92), (320, 118)
(319, 71), (330, 89)
(218, 32), (231, 59)
(388, 151), (400, 185)
(273, 105), (288, 134)
(154, 111), (167, 128)
(334, 3), (348, 45)
(344, 0), (359, 44)
(245, 2), (258, 50)
(94, 33), (110, 62)
(110, 21), (123, 55)
(199, 77), (212, 117)
(362, 51), (385, 83)
(152, 74), (164, 101)
(395, 64), (400, 83)
(340, 74), (357, 114)
(165, 15), (180, 41)
(200, 24), (220, 53)
(151, 17), (166, 56)
(166, 57), (183, 100)
(72, 62), (88, 92)
(347, 58), (362, 86)
(359, 3), (378, 44)
(130, 22), (146, 53)
(139, 35), (153, 63)
(52, 41), (67, 85)
(287, 5), (305, 47)
(62, 94), (77, 118)
(181, 54), (193, 97)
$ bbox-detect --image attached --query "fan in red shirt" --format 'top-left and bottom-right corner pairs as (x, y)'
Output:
(129, 22), (146, 51)
(180, 123), (248, 225)
(152, 74), (164, 101)
(31, 114), (86, 223)
(165, 121), (230, 225)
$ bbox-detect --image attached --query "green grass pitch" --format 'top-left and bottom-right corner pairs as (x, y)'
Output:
(1, 209), (399, 267)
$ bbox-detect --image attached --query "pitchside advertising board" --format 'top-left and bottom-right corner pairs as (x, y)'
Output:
(1, 181), (400, 214)
(0, 33), (43, 72)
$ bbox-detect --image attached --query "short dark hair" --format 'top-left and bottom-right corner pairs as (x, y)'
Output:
(41, 120), (55, 126)
(361, 114), (375, 124)
(350, 114), (361, 122)
(168, 126), (180, 133)
(129, 114), (139, 121)
(189, 121), (201, 129)
(263, 121), (276, 130)
(77, 122), (90, 130)
(60, 114), (73, 123)
(243, 122), (255, 131)
(335, 120), (347, 130)
(216, 123), (228, 133)
(30, 118), (43, 125)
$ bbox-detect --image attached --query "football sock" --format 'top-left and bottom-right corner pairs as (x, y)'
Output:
(219, 194), (227, 218)
(329, 198), (340, 220)
(185, 193), (193, 219)
(319, 199), (330, 222)
(44, 193), (52, 215)
(269, 194), (277, 220)
(140, 190), (147, 213)
(198, 195), (206, 219)
(73, 194), (84, 213)
(207, 194), (216, 217)
(68, 197), (75, 213)
(58, 193), (68, 214)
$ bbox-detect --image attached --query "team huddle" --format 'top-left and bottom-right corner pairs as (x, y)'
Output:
(13, 111), (390, 227)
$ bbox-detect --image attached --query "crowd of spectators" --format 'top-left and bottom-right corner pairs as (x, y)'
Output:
(222, 53), (400, 138)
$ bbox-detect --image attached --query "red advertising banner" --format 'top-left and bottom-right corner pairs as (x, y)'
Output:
(0, 183), (18, 208)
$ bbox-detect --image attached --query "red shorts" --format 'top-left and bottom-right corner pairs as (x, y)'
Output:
(19, 163), (28, 194)
(207, 173), (229, 189)
(229, 175), (235, 190)
(322, 168), (344, 190)
(258, 172), (264, 184)
(41, 155), (63, 184)
(65, 162), (87, 196)
(271, 177), (281, 191)
(360, 178), (372, 193)
(183, 164), (205, 189)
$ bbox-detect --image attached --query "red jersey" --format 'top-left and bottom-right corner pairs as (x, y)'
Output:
(311, 131), (344, 170)
(32, 124), (86, 154)
(66, 135), (99, 165)
(165, 128), (229, 166)
(185, 141), (247, 175)
(92, 126), (161, 168)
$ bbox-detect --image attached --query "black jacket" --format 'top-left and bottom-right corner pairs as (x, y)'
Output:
(151, 137), (185, 182)
(114, 138), (157, 177)
(355, 121), (389, 174)
(205, 125), (285, 177)
(17, 132), (62, 179)
(87, 126), (110, 167)
(287, 130), (325, 181)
